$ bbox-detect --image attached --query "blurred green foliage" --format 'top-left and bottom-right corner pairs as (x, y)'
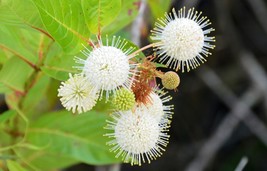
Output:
(0, 0), (171, 170)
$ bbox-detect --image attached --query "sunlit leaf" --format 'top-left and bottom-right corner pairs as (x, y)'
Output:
(32, 0), (91, 54)
(6, 160), (27, 171)
(0, 0), (43, 29)
(0, 83), (11, 93)
(0, 57), (34, 92)
(102, 0), (140, 34)
(14, 149), (78, 170)
(21, 73), (51, 116)
(0, 110), (16, 124)
(147, 0), (171, 20)
(0, 50), (9, 66)
(41, 43), (79, 81)
(18, 110), (120, 168)
(81, 0), (121, 34)
(0, 25), (44, 64)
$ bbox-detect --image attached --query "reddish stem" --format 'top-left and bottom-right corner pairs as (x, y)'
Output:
(128, 43), (155, 58)
(0, 45), (38, 70)
(30, 25), (54, 40)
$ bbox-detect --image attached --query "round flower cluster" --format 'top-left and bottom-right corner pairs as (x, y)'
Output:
(58, 74), (98, 114)
(57, 7), (215, 166)
(111, 88), (136, 111)
(151, 7), (215, 72)
(75, 36), (137, 100)
(105, 90), (173, 165)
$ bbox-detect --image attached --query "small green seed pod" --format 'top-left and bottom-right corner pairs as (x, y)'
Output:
(112, 88), (135, 111)
(161, 71), (180, 90)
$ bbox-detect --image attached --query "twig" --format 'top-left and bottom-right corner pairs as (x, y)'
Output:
(185, 64), (267, 171)
(185, 83), (261, 171)
(128, 43), (155, 58)
(246, 0), (267, 35)
(131, 0), (147, 46)
(95, 164), (121, 171)
(183, 60), (267, 171)
(185, 0), (267, 170)
(239, 51), (267, 118)
(240, 52), (267, 93)
(234, 156), (248, 171)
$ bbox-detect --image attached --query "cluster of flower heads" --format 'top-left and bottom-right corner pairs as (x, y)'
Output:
(57, 7), (215, 166)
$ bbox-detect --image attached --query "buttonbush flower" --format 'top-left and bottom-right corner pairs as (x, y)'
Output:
(141, 90), (173, 123)
(112, 88), (136, 111)
(58, 74), (99, 114)
(161, 71), (180, 90)
(75, 36), (137, 100)
(151, 7), (215, 72)
(105, 108), (170, 166)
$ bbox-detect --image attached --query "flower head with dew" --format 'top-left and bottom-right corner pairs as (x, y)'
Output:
(58, 74), (99, 114)
(151, 7), (215, 72)
(74, 36), (137, 100)
(140, 89), (173, 124)
(105, 108), (170, 166)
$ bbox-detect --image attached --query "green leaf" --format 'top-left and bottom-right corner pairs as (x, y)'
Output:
(0, 131), (13, 147)
(6, 160), (27, 171)
(0, 57), (34, 92)
(0, 155), (17, 160)
(45, 79), (61, 110)
(147, 0), (171, 20)
(154, 62), (167, 68)
(0, 110), (16, 124)
(81, 0), (121, 34)
(32, 0), (91, 54)
(23, 110), (120, 166)
(14, 149), (78, 170)
(0, 83), (11, 93)
(0, 50), (9, 65)
(0, 25), (44, 64)
(21, 73), (51, 115)
(0, 0), (44, 29)
(41, 43), (79, 81)
(102, 0), (140, 34)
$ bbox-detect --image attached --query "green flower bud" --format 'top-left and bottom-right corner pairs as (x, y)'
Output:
(112, 88), (135, 111)
(161, 71), (180, 90)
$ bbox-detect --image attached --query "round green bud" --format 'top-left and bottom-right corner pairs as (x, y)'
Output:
(112, 88), (135, 111)
(161, 71), (180, 90)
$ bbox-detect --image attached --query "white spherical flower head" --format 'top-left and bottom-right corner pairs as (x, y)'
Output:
(75, 36), (136, 99)
(84, 46), (129, 91)
(151, 7), (215, 72)
(161, 18), (204, 60)
(141, 91), (173, 123)
(105, 109), (170, 166)
(58, 74), (99, 114)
